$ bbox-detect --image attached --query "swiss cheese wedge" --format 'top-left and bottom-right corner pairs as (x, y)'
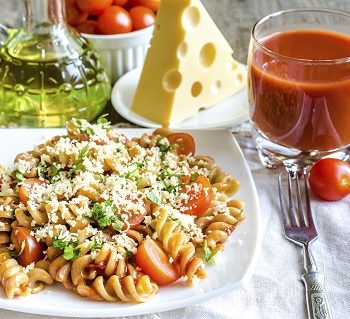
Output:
(131, 0), (246, 127)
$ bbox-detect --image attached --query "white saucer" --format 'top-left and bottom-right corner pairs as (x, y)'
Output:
(111, 67), (249, 129)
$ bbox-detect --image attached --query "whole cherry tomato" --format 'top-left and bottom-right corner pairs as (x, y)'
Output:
(129, 6), (155, 31)
(65, 0), (88, 26)
(76, 0), (113, 15)
(139, 0), (160, 12)
(113, 0), (129, 5)
(167, 133), (195, 156)
(135, 239), (180, 285)
(180, 175), (214, 216)
(11, 227), (45, 267)
(309, 158), (350, 201)
(19, 178), (45, 205)
(76, 20), (98, 34)
(98, 6), (132, 34)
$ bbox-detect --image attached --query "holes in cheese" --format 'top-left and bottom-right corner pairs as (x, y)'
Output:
(182, 6), (201, 31)
(191, 82), (203, 97)
(131, 0), (247, 126)
(199, 43), (216, 68)
(163, 70), (182, 92)
(177, 42), (188, 59)
(211, 80), (222, 94)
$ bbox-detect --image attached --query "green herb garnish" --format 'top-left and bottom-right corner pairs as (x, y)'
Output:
(91, 200), (124, 231)
(52, 236), (80, 261)
(13, 170), (25, 183)
(96, 114), (111, 129)
(146, 191), (163, 206)
(203, 240), (220, 263)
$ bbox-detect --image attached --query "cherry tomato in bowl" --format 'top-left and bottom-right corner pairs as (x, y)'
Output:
(309, 158), (350, 201)
(139, 0), (160, 12)
(76, 0), (113, 15)
(97, 5), (132, 34)
(11, 227), (45, 267)
(129, 5), (156, 31)
(135, 238), (180, 285)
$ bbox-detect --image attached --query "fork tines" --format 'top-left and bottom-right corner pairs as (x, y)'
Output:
(278, 170), (316, 231)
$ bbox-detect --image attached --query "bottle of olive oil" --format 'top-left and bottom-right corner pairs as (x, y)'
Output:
(0, 0), (111, 127)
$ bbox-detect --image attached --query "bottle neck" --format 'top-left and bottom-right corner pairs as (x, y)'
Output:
(25, 0), (66, 33)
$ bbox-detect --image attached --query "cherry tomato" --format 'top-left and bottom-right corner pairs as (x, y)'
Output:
(180, 175), (213, 216)
(65, 0), (89, 26)
(75, 20), (99, 34)
(19, 178), (45, 205)
(309, 158), (350, 201)
(125, 0), (143, 8)
(76, 0), (113, 15)
(135, 239), (180, 285)
(11, 227), (45, 267)
(113, 0), (129, 5)
(139, 0), (160, 12)
(127, 199), (151, 229)
(129, 6), (155, 31)
(167, 133), (195, 156)
(98, 6), (132, 34)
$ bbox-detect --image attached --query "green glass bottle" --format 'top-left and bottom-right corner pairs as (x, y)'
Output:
(0, 0), (111, 127)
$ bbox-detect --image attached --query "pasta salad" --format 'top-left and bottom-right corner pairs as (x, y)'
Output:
(0, 118), (245, 302)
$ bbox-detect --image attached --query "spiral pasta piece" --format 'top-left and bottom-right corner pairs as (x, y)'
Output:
(152, 208), (206, 284)
(0, 197), (16, 247)
(0, 252), (31, 298)
(27, 268), (53, 294)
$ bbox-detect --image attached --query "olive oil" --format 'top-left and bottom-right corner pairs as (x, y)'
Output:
(0, 28), (110, 127)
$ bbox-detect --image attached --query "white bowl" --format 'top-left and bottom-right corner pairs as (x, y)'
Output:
(82, 26), (154, 84)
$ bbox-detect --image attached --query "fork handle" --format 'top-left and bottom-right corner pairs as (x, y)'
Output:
(302, 271), (332, 319)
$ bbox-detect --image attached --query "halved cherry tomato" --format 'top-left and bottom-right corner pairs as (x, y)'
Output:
(98, 6), (132, 34)
(139, 0), (160, 12)
(129, 6), (155, 31)
(19, 178), (45, 205)
(135, 239), (180, 285)
(167, 133), (195, 156)
(11, 227), (45, 267)
(65, 0), (89, 26)
(309, 158), (350, 201)
(76, 0), (113, 15)
(180, 175), (213, 216)
(76, 20), (99, 34)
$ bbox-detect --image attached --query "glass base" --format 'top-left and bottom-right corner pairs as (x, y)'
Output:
(252, 126), (350, 170)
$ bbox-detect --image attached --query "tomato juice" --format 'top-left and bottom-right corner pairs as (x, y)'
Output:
(248, 29), (350, 151)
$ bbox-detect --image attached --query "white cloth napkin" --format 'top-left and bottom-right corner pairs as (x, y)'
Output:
(1, 138), (349, 319)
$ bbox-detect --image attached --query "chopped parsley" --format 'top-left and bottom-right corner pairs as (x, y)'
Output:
(96, 114), (111, 129)
(50, 163), (61, 182)
(91, 200), (124, 230)
(146, 191), (163, 206)
(52, 236), (80, 261)
(78, 144), (90, 161)
(203, 240), (220, 263)
(90, 239), (103, 250)
(12, 170), (25, 183)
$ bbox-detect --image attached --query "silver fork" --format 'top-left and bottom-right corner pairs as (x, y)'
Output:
(278, 169), (332, 319)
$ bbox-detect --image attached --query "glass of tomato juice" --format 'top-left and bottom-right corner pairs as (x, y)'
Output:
(247, 9), (350, 169)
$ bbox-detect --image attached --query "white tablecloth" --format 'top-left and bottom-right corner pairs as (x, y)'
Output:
(1, 135), (349, 319)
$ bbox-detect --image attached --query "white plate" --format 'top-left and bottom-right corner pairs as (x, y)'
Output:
(111, 67), (249, 129)
(0, 129), (261, 318)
